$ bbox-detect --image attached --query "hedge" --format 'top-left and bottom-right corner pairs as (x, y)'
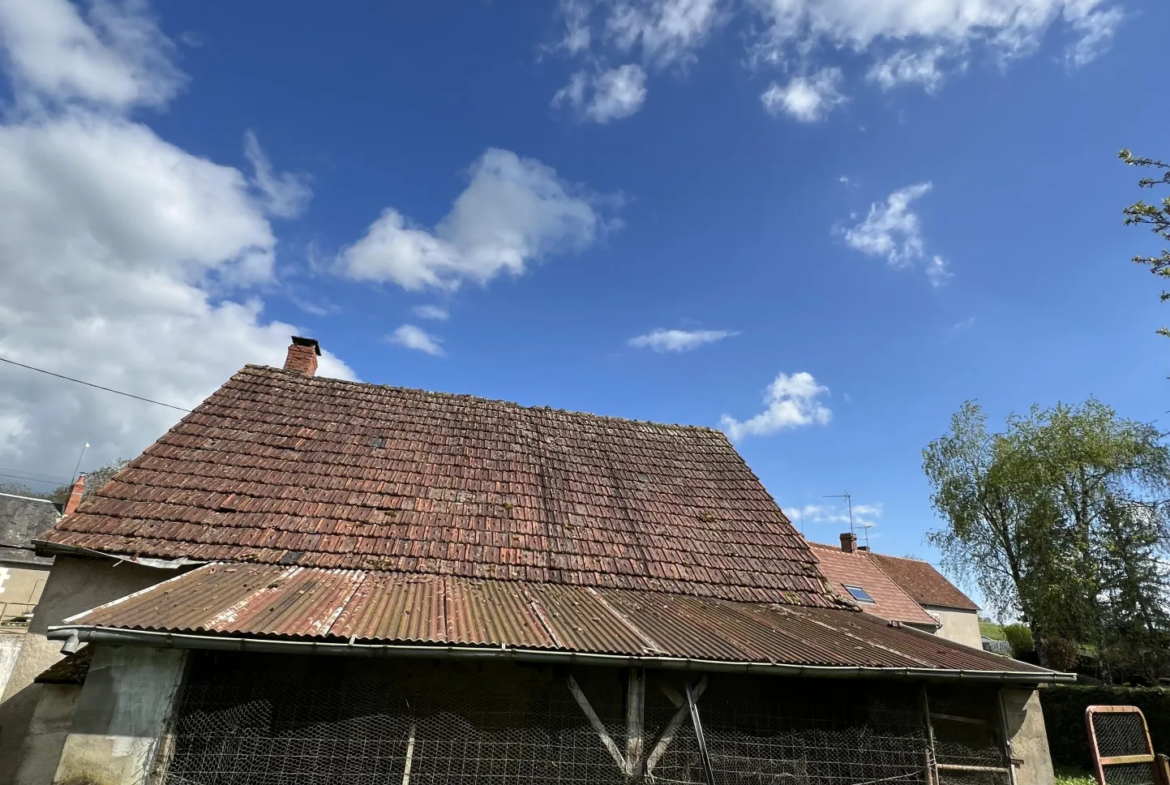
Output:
(1040, 685), (1170, 769)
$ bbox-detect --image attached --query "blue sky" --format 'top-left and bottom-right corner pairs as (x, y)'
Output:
(0, 0), (1166, 598)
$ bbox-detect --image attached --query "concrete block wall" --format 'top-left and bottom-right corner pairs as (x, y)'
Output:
(51, 645), (187, 785)
(0, 556), (173, 785)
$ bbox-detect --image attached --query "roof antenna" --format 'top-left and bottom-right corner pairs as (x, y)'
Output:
(823, 492), (865, 548)
(71, 442), (89, 485)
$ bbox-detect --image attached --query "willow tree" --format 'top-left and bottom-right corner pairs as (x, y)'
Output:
(924, 399), (1170, 675)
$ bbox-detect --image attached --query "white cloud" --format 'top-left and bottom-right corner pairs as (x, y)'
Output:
(557, 0), (593, 54)
(1064, 2), (1122, 67)
(0, 0), (353, 488)
(553, 0), (1119, 111)
(867, 47), (950, 92)
(720, 371), (832, 440)
(788, 502), (883, 529)
(760, 68), (845, 122)
(844, 182), (932, 268)
(0, 0), (184, 108)
(388, 324), (445, 356)
(628, 328), (738, 352)
(412, 304), (449, 321)
(554, 64), (648, 123)
(751, 0), (1121, 67)
(338, 148), (609, 291)
(926, 255), (952, 287)
(244, 130), (311, 219)
(606, 0), (721, 68)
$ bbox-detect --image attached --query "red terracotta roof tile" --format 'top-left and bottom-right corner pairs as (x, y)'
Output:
(807, 542), (939, 626)
(43, 365), (841, 606)
(866, 552), (979, 611)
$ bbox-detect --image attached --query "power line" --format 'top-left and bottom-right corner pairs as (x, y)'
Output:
(0, 466), (71, 483)
(0, 471), (68, 487)
(0, 356), (191, 413)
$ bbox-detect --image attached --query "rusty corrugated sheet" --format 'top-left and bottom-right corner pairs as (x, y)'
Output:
(63, 564), (1050, 676)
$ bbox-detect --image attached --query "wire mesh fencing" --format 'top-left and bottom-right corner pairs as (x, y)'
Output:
(1086, 706), (1160, 785)
(155, 652), (1016, 785)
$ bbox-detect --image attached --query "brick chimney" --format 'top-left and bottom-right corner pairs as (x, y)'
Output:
(840, 532), (857, 554)
(63, 474), (86, 516)
(284, 336), (321, 376)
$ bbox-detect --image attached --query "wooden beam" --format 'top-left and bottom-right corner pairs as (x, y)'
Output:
(645, 676), (707, 777)
(922, 685), (938, 785)
(566, 674), (627, 770)
(626, 668), (646, 777)
(686, 680), (716, 785)
(401, 722), (416, 785)
(1099, 755), (1157, 766)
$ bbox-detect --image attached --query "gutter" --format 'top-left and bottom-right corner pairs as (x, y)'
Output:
(47, 625), (1076, 685)
(32, 540), (203, 570)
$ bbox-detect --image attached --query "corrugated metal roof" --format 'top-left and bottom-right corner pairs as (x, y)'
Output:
(61, 564), (1050, 676)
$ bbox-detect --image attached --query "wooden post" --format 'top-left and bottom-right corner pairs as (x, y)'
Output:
(567, 674), (627, 770)
(997, 690), (1019, 785)
(686, 680), (716, 785)
(645, 676), (707, 778)
(921, 685), (938, 785)
(626, 668), (646, 778)
(402, 722), (416, 785)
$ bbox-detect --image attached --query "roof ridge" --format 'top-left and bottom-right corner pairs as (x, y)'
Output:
(868, 551), (927, 563)
(243, 364), (728, 435)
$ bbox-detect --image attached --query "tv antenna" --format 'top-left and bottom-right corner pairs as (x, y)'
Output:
(823, 492), (869, 550)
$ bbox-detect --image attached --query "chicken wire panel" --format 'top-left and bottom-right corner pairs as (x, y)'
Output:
(156, 653), (1015, 785)
(157, 652), (629, 785)
(643, 673), (934, 785)
(927, 685), (1012, 785)
(1089, 710), (1152, 760)
(1087, 707), (1157, 785)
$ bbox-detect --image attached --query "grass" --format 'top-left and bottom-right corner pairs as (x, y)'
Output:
(979, 619), (1007, 641)
(1054, 765), (1096, 785)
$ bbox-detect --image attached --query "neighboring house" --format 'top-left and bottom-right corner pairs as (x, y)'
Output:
(866, 551), (983, 649)
(0, 492), (65, 699)
(0, 338), (1067, 785)
(808, 536), (940, 632)
(810, 534), (984, 650)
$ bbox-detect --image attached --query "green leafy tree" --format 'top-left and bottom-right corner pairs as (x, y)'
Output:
(1119, 150), (1170, 336)
(924, 400), (1170, 675)
(1003, 623), (1035, 659)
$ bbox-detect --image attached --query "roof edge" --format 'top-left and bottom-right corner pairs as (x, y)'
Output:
(47, 625), (1074, 685)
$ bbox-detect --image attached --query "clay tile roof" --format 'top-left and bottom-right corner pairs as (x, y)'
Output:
(866, 552), (979, 611)
(807, 542), (939, 627)
(42, 365), (841, 607)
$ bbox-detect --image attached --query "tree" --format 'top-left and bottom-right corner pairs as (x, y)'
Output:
(1119, 149), (1170, 336)
(924, 399), (1170, 676)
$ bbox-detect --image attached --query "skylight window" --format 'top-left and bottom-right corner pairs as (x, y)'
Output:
(843, 585), (875, 604)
